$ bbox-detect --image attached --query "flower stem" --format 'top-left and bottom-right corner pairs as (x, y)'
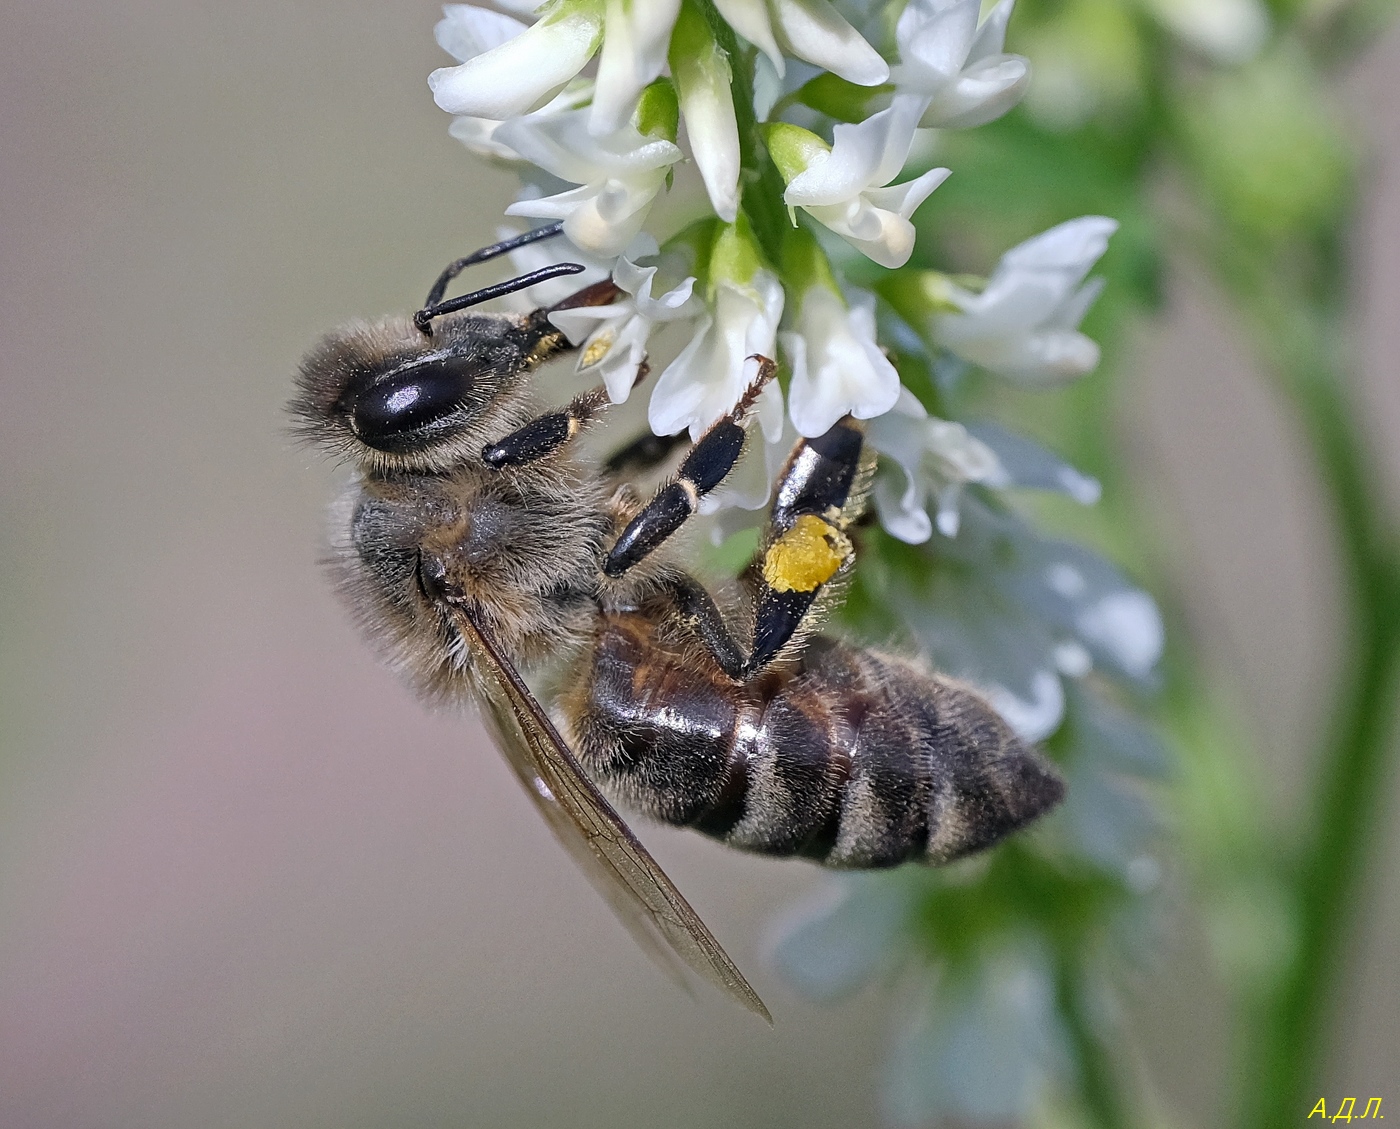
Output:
(1054, 954), (1129, 1129)
(1210, 241), (1400, 1129)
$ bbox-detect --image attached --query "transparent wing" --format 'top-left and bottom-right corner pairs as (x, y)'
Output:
(450, 604), (771, 1023)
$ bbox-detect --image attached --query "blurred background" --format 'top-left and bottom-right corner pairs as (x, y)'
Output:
(0, 3), (1396, 1127)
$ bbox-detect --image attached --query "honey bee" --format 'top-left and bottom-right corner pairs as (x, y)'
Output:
(291, 224), (1065, 1021)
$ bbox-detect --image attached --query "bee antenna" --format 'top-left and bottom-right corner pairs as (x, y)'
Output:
(417, 221), (566, 312)
(413, 262), (586, 336)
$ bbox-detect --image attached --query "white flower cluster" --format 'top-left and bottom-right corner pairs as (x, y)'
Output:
(423, 6), (1169, 1114)
(425, 1), (1153, 747)
(425, 0), (1114, 468)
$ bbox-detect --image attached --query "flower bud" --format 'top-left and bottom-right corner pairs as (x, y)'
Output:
(669, 0), (742, 223)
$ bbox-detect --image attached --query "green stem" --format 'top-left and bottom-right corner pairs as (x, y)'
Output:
(1054, 954), (1129, 1129)
(1212, 246), (1400, 1129)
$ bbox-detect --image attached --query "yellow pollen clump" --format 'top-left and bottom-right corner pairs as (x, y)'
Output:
(580, 329), (617, 369)
(762, 514), (849, 593)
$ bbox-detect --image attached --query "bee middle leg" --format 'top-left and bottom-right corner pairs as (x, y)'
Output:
(603, 357), (777, 578)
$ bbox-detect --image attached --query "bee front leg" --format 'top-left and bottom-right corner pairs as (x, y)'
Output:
(481, 384), (614, 469)
(482, 351), (658, 470)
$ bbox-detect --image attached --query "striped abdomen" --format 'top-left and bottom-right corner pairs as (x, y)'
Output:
(564, 612), (1065, 868)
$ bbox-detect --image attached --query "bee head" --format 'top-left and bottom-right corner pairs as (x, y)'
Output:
(290, 309), (559, 474)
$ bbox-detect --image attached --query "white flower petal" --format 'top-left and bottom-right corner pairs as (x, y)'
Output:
(678, 61), (742, 222)
(784, 289), (900, 437)
(967, 0), (1017, 62)
(873, 469), (934, 543)
(947, 326), (1101, 384)
(807, 194), (925, 269)
(986, 669), (1065, 743)
(712, 0), (786, 77)
(649, 315), (719, 437)
(966, 422), (1101, 504)
(547, 303), (627, 346)
(771, 0), (890, 86)
(785, 96), (925, 207)
(429, 8), (602, 119)
(505, 182), (597, 221)
(947, 271), (1070, 334)
(591, 0), (682, 134)
(435, 5), (528, 64)
(635, 273), (698, 318)
(864, 166), (951, 220)
(447, 115), (519, 160)
(649, 272), (783, 439)
(578, 180), (667, 256)
(932, 216), (1116, 382)
(920, 55), (1030, 129)
(549, 253), (701, 402)
(1049, 276), (1106, 332)
(1075, 591), (1164, 679)
(496, 111), (682, 183)
(868, 394), (1007, 543)
(1001, 215), (1119, 273)
(895, 0), (980, 87)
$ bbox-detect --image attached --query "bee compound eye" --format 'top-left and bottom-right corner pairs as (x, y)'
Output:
(349, 359), (475, 452)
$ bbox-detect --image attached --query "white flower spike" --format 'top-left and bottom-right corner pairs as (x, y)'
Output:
(429, 1), (603, 122)
(783, 289), (900, 438)
(496, 99), (682, 258)
(548, 247), (701, 404)
(867, 387), (1008, 543)
(773, 97), (952, 269)
(933, 216), (1118, 385)
(894, 0), (1032, 129)
(712, 0), (890, 86)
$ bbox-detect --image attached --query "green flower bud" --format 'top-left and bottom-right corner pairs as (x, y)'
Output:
(761, 122), (831, 185)
(633, 77), (679, 142)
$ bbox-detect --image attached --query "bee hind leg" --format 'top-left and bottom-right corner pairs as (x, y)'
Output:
(743, 417), (873, 678)
(630, 416), (874, 685)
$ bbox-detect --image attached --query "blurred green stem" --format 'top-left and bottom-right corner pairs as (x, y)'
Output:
(1054, 955), (1127, 1129)
(1209, 239), (1400, 1128)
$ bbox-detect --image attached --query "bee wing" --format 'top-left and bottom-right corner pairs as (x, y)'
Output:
(450, 604), (771, 1023)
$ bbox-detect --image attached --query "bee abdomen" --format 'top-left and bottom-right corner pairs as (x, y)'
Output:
(567, 615), (1065, 869)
